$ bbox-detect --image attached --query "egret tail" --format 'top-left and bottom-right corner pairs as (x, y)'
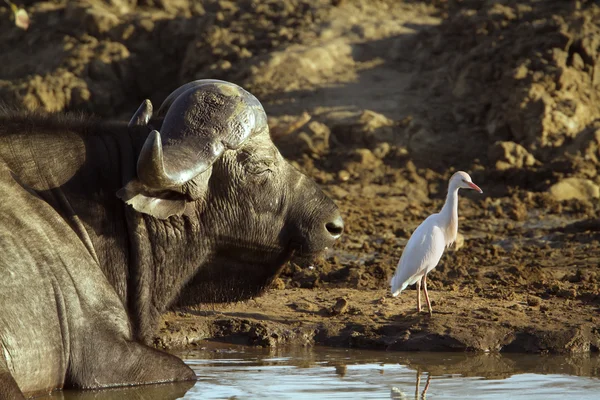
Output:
(390, 273), (419, 297)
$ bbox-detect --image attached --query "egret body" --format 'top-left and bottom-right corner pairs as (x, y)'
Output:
(390, 171), (482, 315)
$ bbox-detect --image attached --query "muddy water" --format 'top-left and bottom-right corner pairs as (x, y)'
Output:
(45, 342), (600, 399)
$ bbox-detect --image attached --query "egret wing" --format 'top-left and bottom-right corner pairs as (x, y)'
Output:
(390, 215), (446, 296)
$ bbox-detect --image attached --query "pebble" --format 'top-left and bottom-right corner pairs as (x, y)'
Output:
(527, 295), (542, 306)
(330, 297), (349, 316)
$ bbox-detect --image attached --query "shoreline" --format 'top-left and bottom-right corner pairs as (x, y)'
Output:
(157, 287), (600, 354)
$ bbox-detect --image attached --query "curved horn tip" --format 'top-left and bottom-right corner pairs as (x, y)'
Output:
(128, 99), (153, 128)
(137, 130), (196, 189)
(137, 130), (169, 188)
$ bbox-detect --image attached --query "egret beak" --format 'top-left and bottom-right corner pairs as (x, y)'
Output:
(467, 182), (483, 193)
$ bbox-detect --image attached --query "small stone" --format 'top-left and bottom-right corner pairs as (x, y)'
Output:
(372, 142), (391, 159)
(329, 186), (349, 199)
(514, 64), (529, 79)
(330, 297), (349, 316)
(527, 295), (541, 306)
(219, 60), (232, 70)
(271, 278), (286, 290)
(338, 170), (351, 182)
(351, 148), (381, 170)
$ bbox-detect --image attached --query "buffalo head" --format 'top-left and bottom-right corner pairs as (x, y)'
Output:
(118, 80), (343, 304)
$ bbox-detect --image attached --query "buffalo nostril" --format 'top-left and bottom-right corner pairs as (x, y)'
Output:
(325, 215), (344, 239)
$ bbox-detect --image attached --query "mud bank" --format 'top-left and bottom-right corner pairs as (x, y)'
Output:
(157, 286), (600, 354)
(1, 0), (599, 354)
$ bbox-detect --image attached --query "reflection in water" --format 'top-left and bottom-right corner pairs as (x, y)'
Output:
(42, 381), (195, 400)
(392, 370), (431, 400)
(177, 343), (600, 399)
(334, 363), (347, 378)
(35, 342), (600, 399)
(415, 370), (431, 399)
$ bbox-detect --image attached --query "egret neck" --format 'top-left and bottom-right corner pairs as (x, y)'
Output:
(439, 182), (459, 247)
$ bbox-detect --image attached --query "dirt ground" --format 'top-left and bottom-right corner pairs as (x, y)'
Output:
(2, 0), (600, 354)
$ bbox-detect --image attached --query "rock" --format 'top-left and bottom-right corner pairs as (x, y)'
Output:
(274, 118), (329, 158)
(508, 199), (528, 222)
(372, 142), (391, 159)
(351, 148), (381, 170)
(548, 178), (600, 201)
(337, 170), (351, 182)
(331, 110), (398, 148)
(271, 277), (286, 290)
(527, 295), (542, 307)
(291, 265), (320, 289)
(65, 3), (122, 35)
(328, 186), (349, 200)
(330, 297), (349, 316)
(488, 141), (538, 171)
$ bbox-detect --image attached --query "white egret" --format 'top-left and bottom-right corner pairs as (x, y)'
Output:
(390, 171), (483, 315)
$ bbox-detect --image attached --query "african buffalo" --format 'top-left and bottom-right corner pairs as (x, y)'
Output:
(0, 80), (343, 398)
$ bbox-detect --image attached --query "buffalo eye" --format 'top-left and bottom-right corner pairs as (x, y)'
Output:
(246, 161), (273, 174)
(244, 160), (274, 184)
(237, 150), (275, 181)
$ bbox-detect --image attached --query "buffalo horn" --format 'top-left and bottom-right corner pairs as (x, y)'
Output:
(128, 99), (153, 128)
(137, 80), (267, 189)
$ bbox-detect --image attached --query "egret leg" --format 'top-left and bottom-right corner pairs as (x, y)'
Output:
(422, 275), (433, 316)
(415, 369), (421, 399)
(416, 279), (422, 313)
(422, 374), (431, 399)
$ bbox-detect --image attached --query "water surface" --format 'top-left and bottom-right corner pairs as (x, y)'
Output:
(47, 342), (600, 399)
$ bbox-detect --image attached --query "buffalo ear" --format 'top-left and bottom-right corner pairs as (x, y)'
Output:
(116, 180), (187, 220)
